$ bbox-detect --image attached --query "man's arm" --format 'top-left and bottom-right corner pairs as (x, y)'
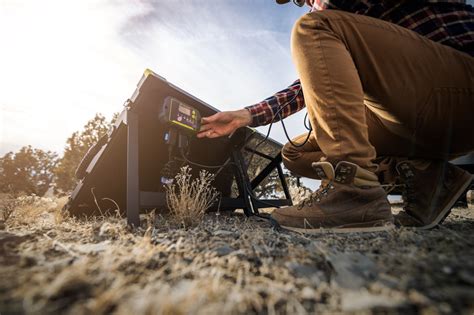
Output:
(244, 80), (306, 127)
(198, 80), (305, 138)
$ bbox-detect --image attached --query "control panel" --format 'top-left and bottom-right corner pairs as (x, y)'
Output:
(160, 97), (201, 133)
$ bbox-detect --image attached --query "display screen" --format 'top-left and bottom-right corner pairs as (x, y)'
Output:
(178, 104), (191, 116)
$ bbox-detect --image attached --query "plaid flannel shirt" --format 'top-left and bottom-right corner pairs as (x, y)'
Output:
(246, 0), (474, 127)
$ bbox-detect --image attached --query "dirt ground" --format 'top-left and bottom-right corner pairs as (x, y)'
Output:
(0, 196), (473, 315)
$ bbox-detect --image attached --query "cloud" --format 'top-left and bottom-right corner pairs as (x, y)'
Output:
(0, 0), (308, 156)
(0, 0), (147, 154)
(115, 0), (309, 148)
(120, 1), (298, 104)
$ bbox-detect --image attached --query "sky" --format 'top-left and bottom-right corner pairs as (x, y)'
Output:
(1, 0), (473, 157)
(0, 0), (308, 156)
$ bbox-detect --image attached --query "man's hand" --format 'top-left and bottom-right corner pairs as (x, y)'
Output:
(197, 109), (252, 139)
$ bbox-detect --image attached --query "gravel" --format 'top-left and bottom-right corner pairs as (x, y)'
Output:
(0, 198), (473, 315)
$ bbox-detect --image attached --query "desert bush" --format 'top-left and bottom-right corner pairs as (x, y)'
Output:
(0, 193), (18, 224)
(165, 166), (219, 228)
(1, 194), (67, 227)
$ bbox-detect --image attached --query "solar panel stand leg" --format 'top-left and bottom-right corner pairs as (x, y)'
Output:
(126, 110), (141, 227)
(231, 150), (257, 216)
(276, 160), (292, 203)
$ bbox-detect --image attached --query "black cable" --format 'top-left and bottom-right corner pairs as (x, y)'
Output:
(304, 112), (311, 131)
(178, 86), (309, 214)
(182, 86), (309, 171)
(247, 87), (304, 167)
(179, 150), (283, 212)
(279, 113), (312, 148)
(277, 97), (313, 147)
(179, 147), (234, 169)
(242, 87), (312, 214)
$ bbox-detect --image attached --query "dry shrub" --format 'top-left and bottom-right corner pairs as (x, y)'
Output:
(3, 194), (68, 227)
(0, 193), (19, 224)
(165, 166), (219, 228)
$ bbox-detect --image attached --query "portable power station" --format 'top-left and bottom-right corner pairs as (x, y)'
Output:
(159, 97), (203, 184)
(160, 97), (201, 133)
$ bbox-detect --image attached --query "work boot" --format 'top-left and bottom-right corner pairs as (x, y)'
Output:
(395, 160), (473, 229)
(271, 161), (394, 234)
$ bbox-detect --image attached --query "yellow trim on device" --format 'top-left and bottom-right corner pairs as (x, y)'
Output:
(144, 68), (154, 77)
(171, 120), (196, 132)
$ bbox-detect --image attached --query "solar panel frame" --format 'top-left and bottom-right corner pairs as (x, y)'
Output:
(65, 70), (292, 223)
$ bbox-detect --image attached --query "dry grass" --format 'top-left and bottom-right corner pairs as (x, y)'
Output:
(165, 166), (219, 228)
(0, 193), (18, 225)
(1, 194), (473, 315)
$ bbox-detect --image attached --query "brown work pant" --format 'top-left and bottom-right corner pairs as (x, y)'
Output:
(285, 10), (474, 178)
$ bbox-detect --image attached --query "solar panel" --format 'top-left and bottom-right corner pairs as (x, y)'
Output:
(64, 69), (292, 225)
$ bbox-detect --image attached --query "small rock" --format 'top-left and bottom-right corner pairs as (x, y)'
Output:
(300, 286), (317, 300)
(287, 263), (320, 278)
(45, 230), (57, 238)
(378, 273), (400, 289)
(408, 290), (431, 306)
(458, 270), (474, 285)
(214, 245), (234, 257)
(213, 230), (235, 237)
(439, 302), (452, 313)
(442, 266), (453, 274)
(329, 252), (378, 290)
(341, 291), (406, 312)
(286, 262), (325, 285)
(19, 255), (37, 268)
(72, 241), (110, 254)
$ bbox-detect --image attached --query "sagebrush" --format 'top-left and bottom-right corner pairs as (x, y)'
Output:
(165, 166), (219, 228)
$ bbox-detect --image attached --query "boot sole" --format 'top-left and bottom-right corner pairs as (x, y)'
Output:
(418, 172), (473, 230)
(280, 221), (395, 234)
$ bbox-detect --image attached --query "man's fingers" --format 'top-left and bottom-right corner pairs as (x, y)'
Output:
(197, 126), (216, 138)
(202, 113), (220, 124)
(196, 129), (224, 139)
(199, 124), (212, 133)
(207, 133), (222, 139)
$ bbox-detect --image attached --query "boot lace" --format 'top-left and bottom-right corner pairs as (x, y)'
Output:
(297, 181), (335, 210)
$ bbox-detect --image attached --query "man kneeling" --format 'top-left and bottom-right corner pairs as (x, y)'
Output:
(198, 0), (474, 233)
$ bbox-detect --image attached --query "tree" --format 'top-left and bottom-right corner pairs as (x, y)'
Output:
(0, 146), (58, 196)
(54, 113), (116, 193)
(54, 114), (108, 193)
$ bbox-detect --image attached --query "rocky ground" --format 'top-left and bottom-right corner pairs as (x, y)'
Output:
(0, 196), (473, 315)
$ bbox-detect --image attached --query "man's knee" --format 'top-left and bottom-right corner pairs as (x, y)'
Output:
(282, 141), (302, 171)
(282, 141), (326, 179)
(291, 12), (322, 48)
(282, 141), (298, 163)
(291, 10), (351, 50)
